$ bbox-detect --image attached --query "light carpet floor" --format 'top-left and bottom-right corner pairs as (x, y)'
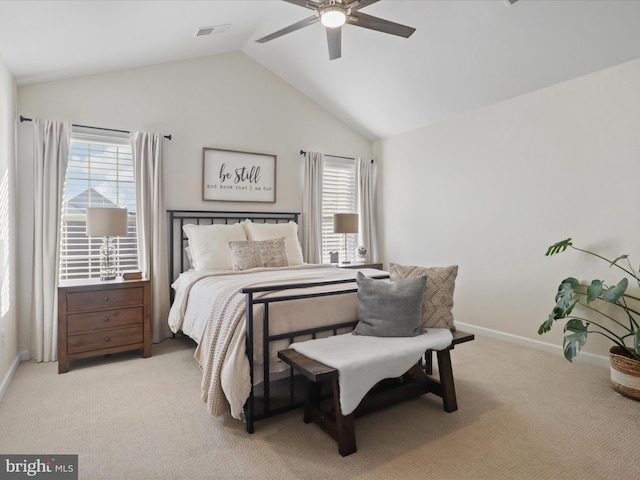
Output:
(0, 334), (637, 480)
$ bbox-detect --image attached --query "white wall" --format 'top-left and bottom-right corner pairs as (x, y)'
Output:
(375, 58), (640, 361)
(16, 52), (372, 354)
(0, 51), (19, 398)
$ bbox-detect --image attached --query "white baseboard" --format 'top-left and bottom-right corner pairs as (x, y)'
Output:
(455, 322), (609, 368)
(0, 352), (24, 403)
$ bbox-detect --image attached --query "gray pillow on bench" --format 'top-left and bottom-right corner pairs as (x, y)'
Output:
(353, 272), (427, 337)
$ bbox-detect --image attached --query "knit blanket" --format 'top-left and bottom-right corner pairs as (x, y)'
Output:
(193, 274), (257, 417)
(291, 329), (453, 415)
(170, 264), (382, 418)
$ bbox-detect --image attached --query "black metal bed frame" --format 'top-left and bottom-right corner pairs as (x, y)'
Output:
(167, 209), (301, 287)
(167, 210), (388, 433)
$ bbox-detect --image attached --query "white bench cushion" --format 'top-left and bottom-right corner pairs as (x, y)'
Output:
(291, 328), (453, 415)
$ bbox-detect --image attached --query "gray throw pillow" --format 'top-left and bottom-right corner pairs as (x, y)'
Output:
(353, 271), (427, 337)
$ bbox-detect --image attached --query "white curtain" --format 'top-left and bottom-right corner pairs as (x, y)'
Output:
(132, 132), (171, 342)
(31, 118), (70, 362)
(301, 151), (324, 264)
(357, 157), (377, 263)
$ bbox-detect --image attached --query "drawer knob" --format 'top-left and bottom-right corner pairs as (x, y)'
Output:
(104, 337), (110, 342)
(104, 316), (109, 322)
(104, 296), (109, 301)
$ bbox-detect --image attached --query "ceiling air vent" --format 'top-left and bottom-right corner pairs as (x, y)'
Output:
(195, 24), (231, 37)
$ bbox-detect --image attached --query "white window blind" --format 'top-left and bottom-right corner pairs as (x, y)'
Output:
(59, 129), (138, 280)
(321, 156), (357, 263)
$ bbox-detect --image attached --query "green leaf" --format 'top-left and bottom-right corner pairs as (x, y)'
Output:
(634, 329), (640, 356)
(609, 255), (629, 267)
(539, 314), (554, 335)
(563, 319), (588, 362)
(587, 279), (604, 303)
(554, 278), (579, 317)
(602, 278), (628, 303)
(610, 254), (628, 267)
(546, 238), (573, 257)
(553, 300), (578, 320)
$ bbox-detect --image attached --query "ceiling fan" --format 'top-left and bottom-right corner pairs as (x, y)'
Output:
(255, 0), (416, 60)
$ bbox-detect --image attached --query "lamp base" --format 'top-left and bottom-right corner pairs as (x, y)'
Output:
(342, 233), (352, 264)
(99, 237), (118, 280)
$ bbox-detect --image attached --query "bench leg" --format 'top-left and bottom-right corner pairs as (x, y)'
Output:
(332, 378), (356, 456)
(436, 349), (458, 412)
(304, 380), (321, 424)
(425, 350), (433, 375)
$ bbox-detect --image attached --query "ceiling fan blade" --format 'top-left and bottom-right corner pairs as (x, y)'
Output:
(255, 15), (320, 43)
(348, 0), (380, 11)
(326, 27), (342, 60)
(283, 0), (322, 10)
(348, 11), (416, 38)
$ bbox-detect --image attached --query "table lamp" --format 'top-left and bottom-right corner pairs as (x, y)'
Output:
(86, 207), (128, 280)
(333, 213), (358, 264)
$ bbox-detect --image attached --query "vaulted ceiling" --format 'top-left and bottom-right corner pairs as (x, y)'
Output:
(1, 1), (640, 140)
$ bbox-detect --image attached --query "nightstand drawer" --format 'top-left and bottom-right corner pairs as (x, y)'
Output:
(66, 286), (144, 313)
(67, 307), (143, 334)
(68, 325), (143, 354)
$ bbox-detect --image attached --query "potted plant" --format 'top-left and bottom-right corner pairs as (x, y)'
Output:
(540, 238), (640, 400)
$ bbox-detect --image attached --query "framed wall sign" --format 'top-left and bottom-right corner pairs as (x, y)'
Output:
(203, 148), (276, 203)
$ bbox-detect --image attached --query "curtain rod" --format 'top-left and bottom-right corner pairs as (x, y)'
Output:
(300, 149), (374, 163)
(19, 115), (172, 141)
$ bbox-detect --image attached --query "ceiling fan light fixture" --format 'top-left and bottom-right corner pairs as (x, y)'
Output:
(255, 0), (416, 61)
(321, 6), (347, 28)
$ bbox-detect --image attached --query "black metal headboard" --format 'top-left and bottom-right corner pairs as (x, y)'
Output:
(167, 210), (300, 285)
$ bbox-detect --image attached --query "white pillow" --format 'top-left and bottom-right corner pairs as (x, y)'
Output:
(182, 222), (247, 271)
(243, 220), (304, 265)
(184, 246), (193, 270)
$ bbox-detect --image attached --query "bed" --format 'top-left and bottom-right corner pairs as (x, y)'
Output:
(167, 210), (388, 433)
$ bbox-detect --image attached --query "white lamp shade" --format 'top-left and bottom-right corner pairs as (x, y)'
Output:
(333, 213), (358, 234)
(86, 207), (128, 237)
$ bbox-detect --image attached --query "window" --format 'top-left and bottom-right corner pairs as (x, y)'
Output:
(321, 156), (357, 263)
(59, 129), (138, 280)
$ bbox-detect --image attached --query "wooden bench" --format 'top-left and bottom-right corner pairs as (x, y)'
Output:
(278, 330), (475, 456)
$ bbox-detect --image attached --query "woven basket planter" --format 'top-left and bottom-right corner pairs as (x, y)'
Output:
(609, 346), (640, 401)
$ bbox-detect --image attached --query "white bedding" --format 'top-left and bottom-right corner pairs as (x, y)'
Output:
(168, 263), (387, 419)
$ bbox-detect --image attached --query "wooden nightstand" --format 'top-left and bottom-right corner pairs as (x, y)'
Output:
(57, 278), (151, 373)
(337, 262), (383, 270)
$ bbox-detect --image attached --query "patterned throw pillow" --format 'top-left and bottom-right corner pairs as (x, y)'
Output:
(228, 237), (289, 271)
(389, 263), (458, 331)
